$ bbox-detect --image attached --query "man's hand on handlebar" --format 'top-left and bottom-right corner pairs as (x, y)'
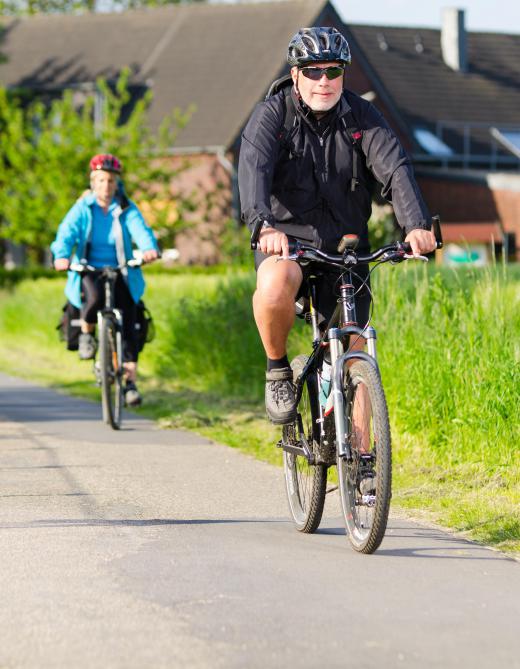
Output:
(404, 228), (436, 257)
(258, 228), (290, 259)
(54, 258), (70, 271)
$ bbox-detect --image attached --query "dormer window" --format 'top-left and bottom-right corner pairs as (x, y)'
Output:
(413, 128), (454, 157)
(490, 128), (520, 159)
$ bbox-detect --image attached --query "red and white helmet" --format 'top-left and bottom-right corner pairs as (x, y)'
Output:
(89, 153), (122, 174)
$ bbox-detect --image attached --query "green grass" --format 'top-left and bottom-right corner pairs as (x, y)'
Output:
(0, 264), (518, 556)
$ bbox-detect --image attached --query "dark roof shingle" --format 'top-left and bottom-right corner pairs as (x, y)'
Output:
(0, 0), (327, 148)
(345, 24), (520, 155)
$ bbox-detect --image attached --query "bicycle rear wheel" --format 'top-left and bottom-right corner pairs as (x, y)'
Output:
(99, 315), (123, 430)
(283, 355), (327, 533)
(338, 359), (391, 553)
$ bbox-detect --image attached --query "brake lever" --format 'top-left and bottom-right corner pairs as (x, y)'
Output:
(403, 253), (429, 262)
(275, 254), (299, 262)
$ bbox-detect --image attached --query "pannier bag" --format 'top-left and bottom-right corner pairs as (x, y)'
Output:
(57, 300), (155, 353)
(57, 301), (82, 351)
(135, 300), (155, 352)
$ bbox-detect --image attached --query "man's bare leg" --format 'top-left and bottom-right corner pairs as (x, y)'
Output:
(253, 256), (303, 423)
(253, 256), (303, 359)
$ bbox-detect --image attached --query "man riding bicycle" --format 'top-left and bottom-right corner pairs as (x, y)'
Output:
(238, 26), (436, 425)
(51, 153), (160, 407)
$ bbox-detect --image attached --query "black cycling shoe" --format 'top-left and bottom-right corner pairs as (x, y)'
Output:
(265, 367), (297, 425)
(124, 381), (142, 407)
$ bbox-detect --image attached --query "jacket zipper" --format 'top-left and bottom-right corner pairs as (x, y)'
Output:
(319, 133), (328, 183)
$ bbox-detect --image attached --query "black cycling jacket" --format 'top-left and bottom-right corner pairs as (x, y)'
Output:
(238, 87), (431, 252)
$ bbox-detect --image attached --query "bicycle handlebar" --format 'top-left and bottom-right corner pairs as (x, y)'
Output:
(250, 215), (443, 268)
(284, 239), (413, 267)
(68, 258), (144, 273)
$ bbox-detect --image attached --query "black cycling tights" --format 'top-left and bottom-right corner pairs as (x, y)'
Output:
(81, 273), (138, 363)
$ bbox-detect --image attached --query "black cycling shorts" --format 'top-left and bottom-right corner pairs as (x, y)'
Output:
(81, 272), (139, 363)
(254, 249), (371, 329)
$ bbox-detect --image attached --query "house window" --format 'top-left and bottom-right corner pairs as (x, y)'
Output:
(413, 128), (453, 157)
(490, 128), (520, 159)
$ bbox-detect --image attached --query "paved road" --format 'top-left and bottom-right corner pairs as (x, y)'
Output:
(0, 371), (519, 669)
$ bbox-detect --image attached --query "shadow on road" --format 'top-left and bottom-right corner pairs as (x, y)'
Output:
(0, 518), (512, 562)
(317, 524), (512, 561)
(1, 517), (289, 529)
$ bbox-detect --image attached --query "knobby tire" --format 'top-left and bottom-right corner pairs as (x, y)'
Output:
(283, 354), (327, 533)
(99, 315), (123, 430)
(338, 359), (391, 553)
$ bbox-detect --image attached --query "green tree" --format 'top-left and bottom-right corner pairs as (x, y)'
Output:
(0, 69), (194, 262)
(0, 0), (202, 15)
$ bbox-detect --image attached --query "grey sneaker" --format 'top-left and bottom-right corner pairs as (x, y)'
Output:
(124, 381), (142, 407)
(93, 361), (102, 386)
(78, 333), (96, 360)
(265, 367), (297, 425)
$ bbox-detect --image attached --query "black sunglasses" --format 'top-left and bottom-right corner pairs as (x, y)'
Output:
(299, 66), (345, 81)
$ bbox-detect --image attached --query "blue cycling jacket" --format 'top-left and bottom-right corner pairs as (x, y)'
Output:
(50, 191), (159, 308)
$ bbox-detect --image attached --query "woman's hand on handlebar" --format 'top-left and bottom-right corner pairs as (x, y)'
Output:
(404, 228), (436, 257)
(54, 258), (70, 271)
(142, 249), (160, 263)
(258, 228), (290, 258)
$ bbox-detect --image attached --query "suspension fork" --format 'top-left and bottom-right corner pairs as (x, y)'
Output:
(327, 270), (379, 459)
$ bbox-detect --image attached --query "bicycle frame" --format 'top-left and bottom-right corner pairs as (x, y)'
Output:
(70, 261), (138, 349)
(96, 267), (124, 349)
(294, 267), (379, 463)
(252, 215), (443, 464)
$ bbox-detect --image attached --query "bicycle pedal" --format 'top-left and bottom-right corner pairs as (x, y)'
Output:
(361, 494), (376, 507)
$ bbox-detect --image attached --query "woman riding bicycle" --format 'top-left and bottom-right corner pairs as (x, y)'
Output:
(51, 153), (160, 407)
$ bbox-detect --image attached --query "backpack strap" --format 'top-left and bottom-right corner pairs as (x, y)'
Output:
(281, 89), (297, 140)
(265, 73), (292, 99)
(265, 74), (297, 144)
(341, 108), (364, 192)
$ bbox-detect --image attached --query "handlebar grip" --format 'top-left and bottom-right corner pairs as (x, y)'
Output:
(432, 215), (443, 249)
(69, 262), (85, 272)
(287, 239), (298, 254)
(250, 219), (264, 251)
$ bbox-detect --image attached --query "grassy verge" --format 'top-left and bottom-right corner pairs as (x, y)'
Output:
(0, 265), (518, 555)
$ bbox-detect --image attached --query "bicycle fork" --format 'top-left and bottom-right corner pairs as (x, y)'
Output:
(328, 326), (378, 460)
(97, 309), (124, 374)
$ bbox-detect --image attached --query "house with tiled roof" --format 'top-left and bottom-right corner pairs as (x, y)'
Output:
(343, 10), (520, 260)
(0, 2), (519, 262)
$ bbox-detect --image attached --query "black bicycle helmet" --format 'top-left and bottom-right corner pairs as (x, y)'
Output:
(287, 27), (351, 67)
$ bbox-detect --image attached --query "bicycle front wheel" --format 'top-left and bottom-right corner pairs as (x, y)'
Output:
(283, 355), (327, 533)
(338, 359), (391, 553)
(99, 315), (123, 430)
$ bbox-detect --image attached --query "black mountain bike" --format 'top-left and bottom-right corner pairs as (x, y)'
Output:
(251, 217), (443, 553)
(70, 259), (142, 430)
